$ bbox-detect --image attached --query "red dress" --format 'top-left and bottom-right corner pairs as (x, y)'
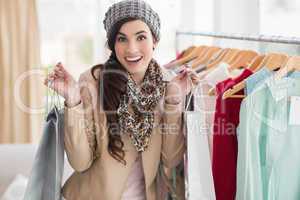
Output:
(212, 69), (253, 200)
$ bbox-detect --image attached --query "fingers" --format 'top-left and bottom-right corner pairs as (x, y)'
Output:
(189, 72), (200, 85)
(177, 68), (188, 79)
(51, 62), (66, 78)
(178, 68), (199, 83)
(56, 62), (70, 74)
(44, 73), (55, 88)
(54, 63), (66, 78)
(44, 62), (65, 87)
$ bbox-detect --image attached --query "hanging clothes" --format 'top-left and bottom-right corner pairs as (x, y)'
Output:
(236, 72), (300, 200)
(194, 62), (232, 158)
(245, 67), (274, 95)
(212, 68), (253, 200)
(186, 62), (240, 200)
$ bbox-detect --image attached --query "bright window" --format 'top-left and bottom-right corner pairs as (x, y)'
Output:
(260, 0), (300, 55)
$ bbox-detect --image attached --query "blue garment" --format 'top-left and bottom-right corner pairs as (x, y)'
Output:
(245, 67), (300, 95)
(236, 72), (300, 200)
(245, 67), (273, 95)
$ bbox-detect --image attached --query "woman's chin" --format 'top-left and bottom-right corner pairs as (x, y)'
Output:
(125, 64), (146, 74)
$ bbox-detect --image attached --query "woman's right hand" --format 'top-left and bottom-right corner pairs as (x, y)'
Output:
(44, 62), (81, 107)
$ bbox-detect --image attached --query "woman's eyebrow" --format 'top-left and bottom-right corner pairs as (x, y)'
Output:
(118, 30), (147, 36)
(135, 30), (147, 35)
(117, 32), (126, 36)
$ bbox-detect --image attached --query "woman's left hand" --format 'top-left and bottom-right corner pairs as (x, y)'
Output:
(165, 68), (200, 104)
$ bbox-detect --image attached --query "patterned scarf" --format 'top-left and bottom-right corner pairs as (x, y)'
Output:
(117, 59), (166, 152)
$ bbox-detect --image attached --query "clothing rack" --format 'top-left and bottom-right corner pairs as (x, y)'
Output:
(176, 31), (300, 200)
(175, 31), (300, 52)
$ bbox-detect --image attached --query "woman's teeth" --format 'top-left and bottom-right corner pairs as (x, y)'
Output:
(125, 56), (143, 62)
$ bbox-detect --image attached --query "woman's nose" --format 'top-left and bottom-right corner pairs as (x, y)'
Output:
(126, 41), (139, 54)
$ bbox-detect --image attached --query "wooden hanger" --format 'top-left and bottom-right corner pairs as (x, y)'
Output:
(206, 48), (241, 70)
(193, 48), (229, 73)
(163, 46), (195, 69)
(245, 52), (287, 73)
(164, 45), (207, 69)
(248, 54), (266, 72)
(275, 56), (300, 80)
(206, 49), (241, 96)
(181, 46), (196, 57)
(263, 52), (289, 71)
(200, 48), (241, 83)
(208, 55), (262, 98)
(187, 46), (211, 68)
(217, 55), (266, 99)
(205, 48), (230, 67)
(228, 50), (258, 70)
(190, 46), (222, 68)
(222, 53), (289, 99)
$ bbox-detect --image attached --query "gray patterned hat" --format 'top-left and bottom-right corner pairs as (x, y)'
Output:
(103, 0), (161, 41)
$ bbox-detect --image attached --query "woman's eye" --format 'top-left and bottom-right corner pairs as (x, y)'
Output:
(137, 35), (147, 41)
(117, 37), (127, 42)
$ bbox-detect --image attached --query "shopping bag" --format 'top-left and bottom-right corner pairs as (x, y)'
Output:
(182, 87), (216, 200)
(184, 110), (216, 200)
(23, 105), (64, 200)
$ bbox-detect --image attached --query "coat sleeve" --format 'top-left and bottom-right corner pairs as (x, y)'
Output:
(63, 71), (99, 172)
(161, 101), (186, 168)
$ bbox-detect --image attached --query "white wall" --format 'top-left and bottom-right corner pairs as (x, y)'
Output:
(260, 0), (300, 55)
(213, 0), (260, 50)
(175, 0), (260, 52)
(176, 0), (214, 52)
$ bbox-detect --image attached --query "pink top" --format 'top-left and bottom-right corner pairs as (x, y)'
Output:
(121, 154), (146, 200)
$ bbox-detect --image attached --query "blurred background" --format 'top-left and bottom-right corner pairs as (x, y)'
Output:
(1, 0), (300, 197)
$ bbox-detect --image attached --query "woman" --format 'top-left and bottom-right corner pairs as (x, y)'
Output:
(44, 0), (198, 199)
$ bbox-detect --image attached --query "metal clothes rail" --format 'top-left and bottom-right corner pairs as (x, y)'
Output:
(175, 31), (300, 52)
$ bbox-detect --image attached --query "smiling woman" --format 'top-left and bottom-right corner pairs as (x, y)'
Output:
(114, 20), (157, 84)
(44, 0), (198, 199)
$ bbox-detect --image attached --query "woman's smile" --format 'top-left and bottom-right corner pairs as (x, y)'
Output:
(125, 56), (144, 66)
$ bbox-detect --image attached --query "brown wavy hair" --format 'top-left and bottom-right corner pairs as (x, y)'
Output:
(91, 17), (139, 165)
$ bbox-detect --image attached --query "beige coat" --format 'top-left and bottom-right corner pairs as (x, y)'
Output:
(62, 66), (185, 200)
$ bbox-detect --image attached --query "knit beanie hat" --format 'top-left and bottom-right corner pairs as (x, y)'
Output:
(103, 0), (161, 41)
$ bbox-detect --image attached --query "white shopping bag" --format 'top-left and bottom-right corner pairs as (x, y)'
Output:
(184, 111), (216, 200)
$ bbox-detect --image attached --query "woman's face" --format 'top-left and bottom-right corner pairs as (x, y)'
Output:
(114, 20), (157, 83)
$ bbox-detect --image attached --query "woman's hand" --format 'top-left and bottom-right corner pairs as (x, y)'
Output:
(165, 68), (200, 105)
(44, 62), (81, 107)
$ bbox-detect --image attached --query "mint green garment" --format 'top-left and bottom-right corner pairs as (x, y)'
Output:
(236, 72), (300, 200)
